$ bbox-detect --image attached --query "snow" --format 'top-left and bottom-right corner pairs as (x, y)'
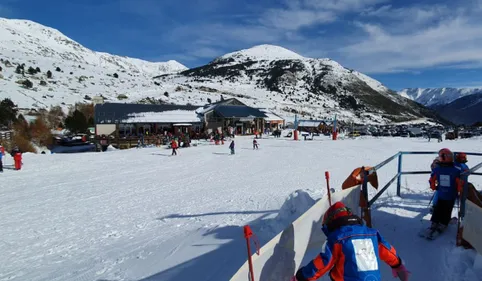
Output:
(215, 44), (304, 62)
(0, 17), (432, 125)
(259, 109), (284, 122)
(121, 110), (201, 123)
(352, 70), (389, 93)
(398, 88), (482, 106)
(0, 136), (481, 281)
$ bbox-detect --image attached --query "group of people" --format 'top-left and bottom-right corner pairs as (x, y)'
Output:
(289, 148), (473, 281)
(227, 138), (259, 155)
(427, 149), (469, 234)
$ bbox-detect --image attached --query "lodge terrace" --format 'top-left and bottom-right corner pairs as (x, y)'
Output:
(94, 99), (270, 148)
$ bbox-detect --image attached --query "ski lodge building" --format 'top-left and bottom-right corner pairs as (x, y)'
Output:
(94, 98), (271, 140)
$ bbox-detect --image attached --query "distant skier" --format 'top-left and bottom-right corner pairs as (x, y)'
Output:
(425, 148), (463, 238)
(171, 139), (178, 156)
(253, 139), (258, 150)
(291, 202), (410, 281)
(0, 144), (3, 173)
(229, 140), (235, 155)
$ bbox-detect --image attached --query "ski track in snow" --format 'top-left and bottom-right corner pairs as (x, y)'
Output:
(0, 136), (481, 281)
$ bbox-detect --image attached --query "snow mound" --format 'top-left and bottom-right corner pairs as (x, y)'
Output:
(106, 145), (117, 151)
(216, 44), (304, 62)
(276, 190), (316, 223)
(442, 247), (482, 281)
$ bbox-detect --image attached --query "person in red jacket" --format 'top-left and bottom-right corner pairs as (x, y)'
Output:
(290, 202), (410, 281)
(171, 139), (178, 156)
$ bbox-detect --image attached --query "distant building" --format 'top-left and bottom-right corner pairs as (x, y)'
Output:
(92, 96), (105, 105)
(94, 98), (268, 138)
(197, 98), (267, 135)
(94, 103), (202, 137)
(259, 108), (285, 130)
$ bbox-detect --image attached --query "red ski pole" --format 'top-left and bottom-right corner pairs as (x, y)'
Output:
(325, 171), (332, 206)
(243, 225), (260, 281)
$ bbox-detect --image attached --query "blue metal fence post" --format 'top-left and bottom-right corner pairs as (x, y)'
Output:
(396, 153), (402, 197)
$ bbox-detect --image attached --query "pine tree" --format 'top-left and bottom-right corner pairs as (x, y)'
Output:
(65, 110), (88, 133)
(47, 70), (52, 78)
(27, 66), (36, 75)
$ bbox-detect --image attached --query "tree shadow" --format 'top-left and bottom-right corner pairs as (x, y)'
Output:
(150, 153), (171, 157)
(157, 209), (278, 220)
(212, 152), (231, 155)
(138, 212), (277, 281)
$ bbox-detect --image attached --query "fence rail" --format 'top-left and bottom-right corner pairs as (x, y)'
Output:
(361, 150), (482, 248)
(0, 131), (13, 141)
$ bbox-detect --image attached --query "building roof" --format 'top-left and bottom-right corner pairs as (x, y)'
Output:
(121, 110), (201, 124)
(259, 109), (284, 121)
(212, 105), (267, 118)
(298, 120), (322, 127)
(95, 103), (201, 124)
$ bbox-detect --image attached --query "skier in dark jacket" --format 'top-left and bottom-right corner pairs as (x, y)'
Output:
(291, 202), (410, 281)
(428, 148), (463, 235)
(229, 140), (235, 154)
(0, 145), (3, 172)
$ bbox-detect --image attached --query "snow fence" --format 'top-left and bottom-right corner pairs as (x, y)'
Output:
(463, 200), (482, 254)
(230, 185), (360, 281)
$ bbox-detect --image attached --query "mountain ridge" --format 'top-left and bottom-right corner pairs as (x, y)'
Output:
(398, 87), (482, 106)
(0, 17), (444, 124)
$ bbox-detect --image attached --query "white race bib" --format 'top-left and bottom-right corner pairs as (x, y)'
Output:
(439, 175), (451, 187)
(352, 238), (379, 272)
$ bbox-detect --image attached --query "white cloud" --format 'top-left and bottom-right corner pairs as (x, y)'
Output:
(303, 0), (390, 12)
(260, 9), (335, 30)
(339, 13), (482, 73)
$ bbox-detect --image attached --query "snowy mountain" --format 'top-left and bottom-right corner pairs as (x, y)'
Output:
(398, 88), (482, 107)
(431, 93), (482, 125)
(156, 45), (443, 124)
(0, 17), (443, 124)
(0, 18), (187, 109)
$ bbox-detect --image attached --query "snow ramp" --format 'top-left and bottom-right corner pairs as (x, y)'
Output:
(230, 186), (361, 281)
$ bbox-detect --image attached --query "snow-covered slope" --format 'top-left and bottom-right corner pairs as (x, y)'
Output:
(0, 18), (187, 109)
(0, 17), (442, 124)
(1, 136), (481, 281)
(398, 88), (482, 107)
(156, 45), (442, 124)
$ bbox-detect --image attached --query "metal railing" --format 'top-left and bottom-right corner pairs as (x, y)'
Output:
(361, 151), (482, 220)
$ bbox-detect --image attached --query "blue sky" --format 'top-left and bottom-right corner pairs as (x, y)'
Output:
(2, 0), (482, 90)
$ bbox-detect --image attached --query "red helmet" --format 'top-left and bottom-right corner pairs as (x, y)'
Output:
(456, 152), (467, 163)
(438, 148), (454, 163)
(322, 201), (352, 226)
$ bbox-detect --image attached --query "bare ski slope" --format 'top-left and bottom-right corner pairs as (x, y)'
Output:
(0, 136), (481, 281)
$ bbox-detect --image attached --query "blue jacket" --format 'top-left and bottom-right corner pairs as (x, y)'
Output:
(0, 151), (3, 160)
(430, 164), (462, 201)
(297, 224), (401, 281)
(455, 162), (469, 173)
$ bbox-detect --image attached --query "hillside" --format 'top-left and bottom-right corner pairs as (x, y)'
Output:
(398, 88), (482, 106)
(0, 17), (444, 124)
(431, 93), (482, 125)
(0, 18), (187, 110)
(155, 45), (444, 123)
